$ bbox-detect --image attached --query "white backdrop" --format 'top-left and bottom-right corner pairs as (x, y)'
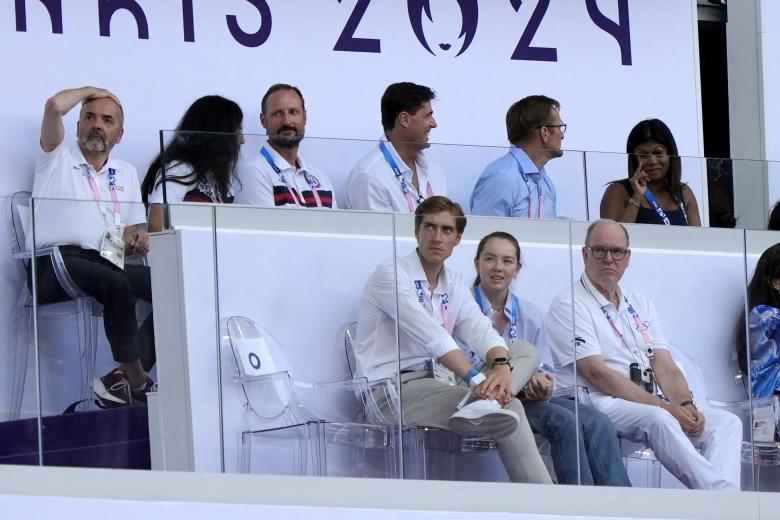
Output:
(0, 1), (704, 416)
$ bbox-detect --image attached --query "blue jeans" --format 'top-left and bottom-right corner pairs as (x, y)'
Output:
(524, 397), (631, 486)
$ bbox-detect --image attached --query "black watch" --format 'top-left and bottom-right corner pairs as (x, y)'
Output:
(491, 357), (513, 371)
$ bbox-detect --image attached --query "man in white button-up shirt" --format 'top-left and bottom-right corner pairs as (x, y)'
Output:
(344, 82), (446, 212)
(353, 196), (552, 484)
(235, 84), (337, 208)
(547, 219), (742, 490)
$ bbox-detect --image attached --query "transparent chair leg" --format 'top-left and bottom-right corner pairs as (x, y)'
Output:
(9, 302), (32, 421)
(240, 431), (251, 473)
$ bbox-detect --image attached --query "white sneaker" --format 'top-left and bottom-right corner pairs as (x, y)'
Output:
(448, 399), (519, 439)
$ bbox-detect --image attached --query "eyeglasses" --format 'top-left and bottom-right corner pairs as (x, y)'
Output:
(587, 246), (628, 260)
(537, 123), (567, 134)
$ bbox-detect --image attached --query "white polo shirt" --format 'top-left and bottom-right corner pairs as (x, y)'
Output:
(147, 162), (234, 204)
(31, 141), (145, 251)
(234, 143), (337, 208)
(546, 272), (670, 395)
(344, 139), (446, 212)
(354, 250), (506, 381)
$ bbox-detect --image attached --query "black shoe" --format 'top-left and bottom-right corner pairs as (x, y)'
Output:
(93, 368), (131, 408)
(131, 376), (156, 405)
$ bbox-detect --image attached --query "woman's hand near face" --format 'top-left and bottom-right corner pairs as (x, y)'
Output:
(629, 157), (649, 198)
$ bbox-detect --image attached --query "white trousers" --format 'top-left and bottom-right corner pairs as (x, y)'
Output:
(589, 394), (742, 490)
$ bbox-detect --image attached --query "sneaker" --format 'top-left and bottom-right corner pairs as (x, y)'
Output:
(131, 376), (156, 405)
(449, 399), (520, 439)
(93, 368), (131, 408)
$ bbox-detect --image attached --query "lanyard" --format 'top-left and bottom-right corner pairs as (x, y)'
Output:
(643, 189), (687, 225)
(196, 179), (223, 203)
(511, 154), (544, 219)
(379, 141), (433, 212)
(581, 277), (653, 367)
(414, 280), (450, 333)
(261, 146), (322, 208)
(82, 165), (121, 231)
(474, 287), (518, 343)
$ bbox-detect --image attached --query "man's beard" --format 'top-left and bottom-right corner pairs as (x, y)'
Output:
(79, 134), (110, 154)
(268, 126), (304, 149)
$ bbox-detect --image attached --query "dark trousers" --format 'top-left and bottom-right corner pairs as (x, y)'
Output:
(30, 246), (155, 372)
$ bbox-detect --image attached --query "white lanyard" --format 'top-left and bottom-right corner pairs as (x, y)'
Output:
(82, 165), (121, 231)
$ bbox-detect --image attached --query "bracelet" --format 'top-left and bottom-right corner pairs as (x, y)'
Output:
(468, 372), (487, 389)
(463, 367), (480, 385)
(628, 198), (641, 208)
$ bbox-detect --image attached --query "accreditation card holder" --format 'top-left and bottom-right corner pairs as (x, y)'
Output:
(100, 228), (126, 270)
(431, 358), (456, 386)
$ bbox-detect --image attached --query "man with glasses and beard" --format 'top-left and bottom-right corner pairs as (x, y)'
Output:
(470, 95), (563, 220)
(546, 219), (742, 490)
(235, 84), (336, 208)
(32, 86), (154, 408)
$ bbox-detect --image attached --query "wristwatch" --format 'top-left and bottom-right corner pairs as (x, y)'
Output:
(679, 399), (697, 410)
(491, 357), (513, 371)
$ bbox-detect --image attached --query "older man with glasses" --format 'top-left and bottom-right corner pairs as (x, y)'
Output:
(470, 95), (564, 220)
(546, 219), (742, 490)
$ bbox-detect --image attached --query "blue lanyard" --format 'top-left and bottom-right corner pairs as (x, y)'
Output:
(379, 141), (425, 205)
(510, 154), (544, 219)
(260, 146), (281, 173)
(474, 287), (518, 343)
(643, 189), (687, 225)
(261, 146), (322, 207)
(415, 280), (450, 333)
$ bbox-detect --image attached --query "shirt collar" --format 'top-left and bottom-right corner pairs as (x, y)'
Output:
(406, 249), (450, 295)
(473, 285), (513, 320)
(380, 137), (427, 176)
(262, 142), (308, 173)
(581, 271), (623, 311)
(510, 145), (541, 176)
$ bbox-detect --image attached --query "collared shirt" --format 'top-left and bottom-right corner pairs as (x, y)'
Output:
(31, 140), (145, 251)
(344, 139), (446, 213)
(147, 162), (234, 204)
(234, 142), (337, 208)
(546, 272), (669, 394)
(468, 285), (555, 374)
(470, 145), (557, 220)
(353, 250), (506, 381)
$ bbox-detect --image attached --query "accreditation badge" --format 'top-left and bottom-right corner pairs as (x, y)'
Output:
(431, 359), (456, 386)
(99, 228), (126, 270)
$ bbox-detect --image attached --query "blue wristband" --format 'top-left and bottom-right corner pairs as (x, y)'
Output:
(463, 367), (480, 385)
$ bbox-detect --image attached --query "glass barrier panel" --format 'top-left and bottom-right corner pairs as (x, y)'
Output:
(569, 220), (747, 490)
(30, 197), (161, 470)
(743, 229), (780, 491)
(213, 203), (400, 478)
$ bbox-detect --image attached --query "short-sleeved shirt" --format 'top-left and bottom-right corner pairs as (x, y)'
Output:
(354, 250), (506, 381)
(233, 143), (336, 208)
(147, 162), (234, 204)
(468, 285), (555, 374)
(546, 273), (670, 394)
(344, 140), (446, 213)
(31, 141), (145, 251)
(470, 146), (557, 220)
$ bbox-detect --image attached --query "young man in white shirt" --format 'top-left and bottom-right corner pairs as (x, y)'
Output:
(235, 84), (336, 208)
(32, 86), (153, 408)
(546, 219), (742, 490)
(353, 195), (552, 484)
(344, 82), (446, 212)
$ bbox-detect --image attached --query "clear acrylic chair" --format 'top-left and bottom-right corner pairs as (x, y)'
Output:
(224, 315), (398, 477)
(342, 321), (507, 481)
(6, 191), (102, 419)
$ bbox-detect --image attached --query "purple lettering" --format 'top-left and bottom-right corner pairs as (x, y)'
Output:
(334, 0), (380, 53)
(15, 0), (63, 34)
(510, 0), (557, 62)
(182, 0), (194, 42)
(98, 0), (149, 39)
(586, 0), (632, 66)
(226, 0), (272, 48)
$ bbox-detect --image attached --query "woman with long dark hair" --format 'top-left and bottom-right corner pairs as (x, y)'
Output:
(736, 243), (780, 397)
(470, 231), (630, 486)
(600, 119), (700, 226)
(142, 95), (244, 232)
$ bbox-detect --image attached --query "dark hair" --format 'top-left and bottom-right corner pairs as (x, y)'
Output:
(768, 200), (780, 231)
(735, 243), (780, 374)
(584, 219), (630, 248)
(624, 119), (684, 204)
(506, 95), (560, 144)
(381, 82), (436, 131)
(261, 84), (305, 114)
(142, 95), (243, 205)
(473, 231), (522, 286)
(414, 196), (466, 234)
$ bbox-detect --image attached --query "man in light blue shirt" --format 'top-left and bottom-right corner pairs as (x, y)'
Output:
(470, 95), (563, 219)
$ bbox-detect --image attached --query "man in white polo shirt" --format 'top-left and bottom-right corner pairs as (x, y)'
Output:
(546, 219), (742, 490)
(234, 84), (336, 208)
(353, 196), (551, 484)
(32, 86), (154, 408)
(344, 82), (446, 212)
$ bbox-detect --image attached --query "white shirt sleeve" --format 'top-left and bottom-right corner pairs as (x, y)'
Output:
(366, 261), (460, 359)
(346, 168), (394, 211)
(146, 163), (196, 204)
(547, 293), (603, 369)
(233, 158), (275, 207)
